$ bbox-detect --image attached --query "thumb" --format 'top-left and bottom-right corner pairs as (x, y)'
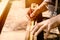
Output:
(30, 13), (34, 17)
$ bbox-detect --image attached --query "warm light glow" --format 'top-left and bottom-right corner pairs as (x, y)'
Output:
(0, 0), (9, 16)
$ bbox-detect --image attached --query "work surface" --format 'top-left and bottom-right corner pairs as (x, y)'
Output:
(2, 1), (29, 32)
(1, 1), (29, 40)
(1, 30), (26, 40)
(0, 1), (60, 40)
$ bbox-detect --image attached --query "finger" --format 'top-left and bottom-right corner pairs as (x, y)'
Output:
(34, 24), (47, 36)
(31, 21), (46, 31)
(30, 11), (37, 20)
(31, 22), (43, 35)
(26, 15), (31, 20)
(47, 24), (51, 32)
(27, 12), (35, 20)
(45, 24), (51, 39)
(30, 13), (35, 17)
(31, 22), (42, 31)
(31, 20), (47, 35)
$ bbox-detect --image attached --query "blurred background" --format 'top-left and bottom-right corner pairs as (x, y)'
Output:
(0, 0), (60, 40)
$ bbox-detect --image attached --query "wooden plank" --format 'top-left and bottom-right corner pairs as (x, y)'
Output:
(0, 0), (11, 32)
(0, 0), (9, 17)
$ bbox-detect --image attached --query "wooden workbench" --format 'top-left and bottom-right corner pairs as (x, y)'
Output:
(1, 1), (29, 40)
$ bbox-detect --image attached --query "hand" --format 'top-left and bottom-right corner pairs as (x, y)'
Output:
(27, 8), (34, 20)
(29, 8), (41, 20)
(27, 3), (39, 20)
(31, 17), (59, 38)
(27, 8), (41, 20)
